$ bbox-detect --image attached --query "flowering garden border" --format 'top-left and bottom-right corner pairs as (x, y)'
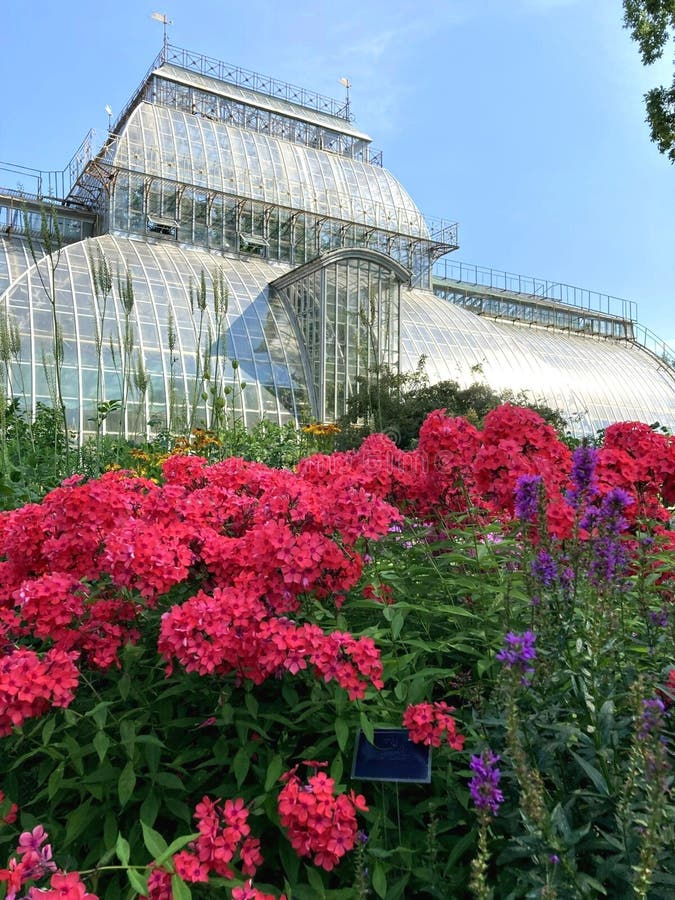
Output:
(0, 405), (673, 898)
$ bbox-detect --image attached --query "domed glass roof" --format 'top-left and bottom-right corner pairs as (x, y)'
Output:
(0, 233), (309, 434)
(110, 103), (429, 237)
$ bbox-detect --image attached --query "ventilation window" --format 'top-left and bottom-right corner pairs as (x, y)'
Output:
(146, 214), (178, 237)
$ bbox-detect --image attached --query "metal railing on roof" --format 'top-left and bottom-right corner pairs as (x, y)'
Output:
(0, 130), (100, 205)
(632, 323), (675, 370)
(109, 43), (355, 153)
(433, 259), (638, 323)
(160, 45), (352, 121)
(432, 259), (675, 369)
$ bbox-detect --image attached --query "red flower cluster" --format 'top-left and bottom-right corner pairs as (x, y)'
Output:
(158, 587), (383, 698)
(0, 648), (79, 736)
(232, 883), (286, 900)
(277, 763), (368, 871)
(0, 454), (399, 730)
(193, 796), (262, 878)
(416, 410), (482, 512)
(8, 574), (139, 672)
(143, 796), (263, 899)
(402, 701), (466, 749)
(363, 582), (394, 604)
(600, 422), (675, 519)
(298, 407), (675, 546)
(2, 405), (670, 737)
(27, 871), (98, 899)
(0, 826), (96, 900)
(658, 669), (675, 707)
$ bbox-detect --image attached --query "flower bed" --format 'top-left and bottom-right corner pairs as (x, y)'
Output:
(0, 406), (673, 898)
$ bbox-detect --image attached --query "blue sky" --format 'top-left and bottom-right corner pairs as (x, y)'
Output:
(1, 0), (673, 345)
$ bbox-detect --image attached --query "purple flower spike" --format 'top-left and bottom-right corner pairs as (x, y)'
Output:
(580, 487), (634, 587)
(514, 475), (543, 523)
(497, 631), (537, 684)
(639, 697), (666, 741)
(566, 445), (599, 508)
(469, 749), (504, 816)
(531, 549), (557, 588)
(601, 487), (633, 524)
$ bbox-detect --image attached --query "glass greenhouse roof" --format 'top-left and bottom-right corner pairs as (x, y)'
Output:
(0, 234), (308, 433)
(154, 64), (373, 143)
(110, 104), (428, 237)
(2, 230), (674, 438)
(400, 288), (675, 436)
(0, 236), (39, 296)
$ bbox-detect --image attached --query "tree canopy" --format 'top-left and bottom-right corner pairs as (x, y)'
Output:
(623, 0), (675, 162)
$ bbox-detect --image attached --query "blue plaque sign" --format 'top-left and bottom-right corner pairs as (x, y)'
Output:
(351, 728), (431, 783)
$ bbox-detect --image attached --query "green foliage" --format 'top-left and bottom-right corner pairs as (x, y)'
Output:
(0, 401), (70, 509)
(339, 360), (568, 449)
(353, 515), (675, 897)
(0, 404), (331, 510)
(623, 0), (675, 162)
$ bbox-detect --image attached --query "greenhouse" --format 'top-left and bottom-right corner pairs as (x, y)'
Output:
(0, 43), (673, 437)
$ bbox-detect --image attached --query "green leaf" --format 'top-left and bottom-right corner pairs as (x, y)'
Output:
(306, 865), (326, 895)
(42, 717), (56, 746)
(394, 681), (407, 701)
(281, 683), (299, 708)
(477, 657), (492, 677)
(233, 746), (250, 787)
(391, 610), (405, 640)
(245, 691), (259, 718)
(330, 754), (343, 783)
(292, 888), (320, 900)
(64, 800), (94, 845)
(127, 869), (148, 895)
(141, 822), (169, 861)
(104, 811), (117, 851)
(171, 875), (192, 900)
(571, 751), (609, 795)
(140, 790), (160, 828)
(118, 761), (136, 807)
(63, 734), (85, 775)
(577, 873), (608, 895)
(372, 861), (387, 898)
(93, 731), (111, 763)
(265, 754), (283, 792)
(386, 874), (410, 900)
(164, 796), (192, 826)
(119, 672), (131, 700)
(444, 829), (477, 872)
(359, 712), (374, 745)
(116, 833), (131, 867)
(120, 719), (136, 756)
(87, 701), (111, 729)
(47, 763), (64, 800)
(153, 772), (184, 791)
(335, 718), (349, 752)
(143, 741), (162, 776)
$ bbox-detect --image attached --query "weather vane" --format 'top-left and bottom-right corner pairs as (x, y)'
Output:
(338, 77), (351, 121)
(151, 12), (173, 55)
